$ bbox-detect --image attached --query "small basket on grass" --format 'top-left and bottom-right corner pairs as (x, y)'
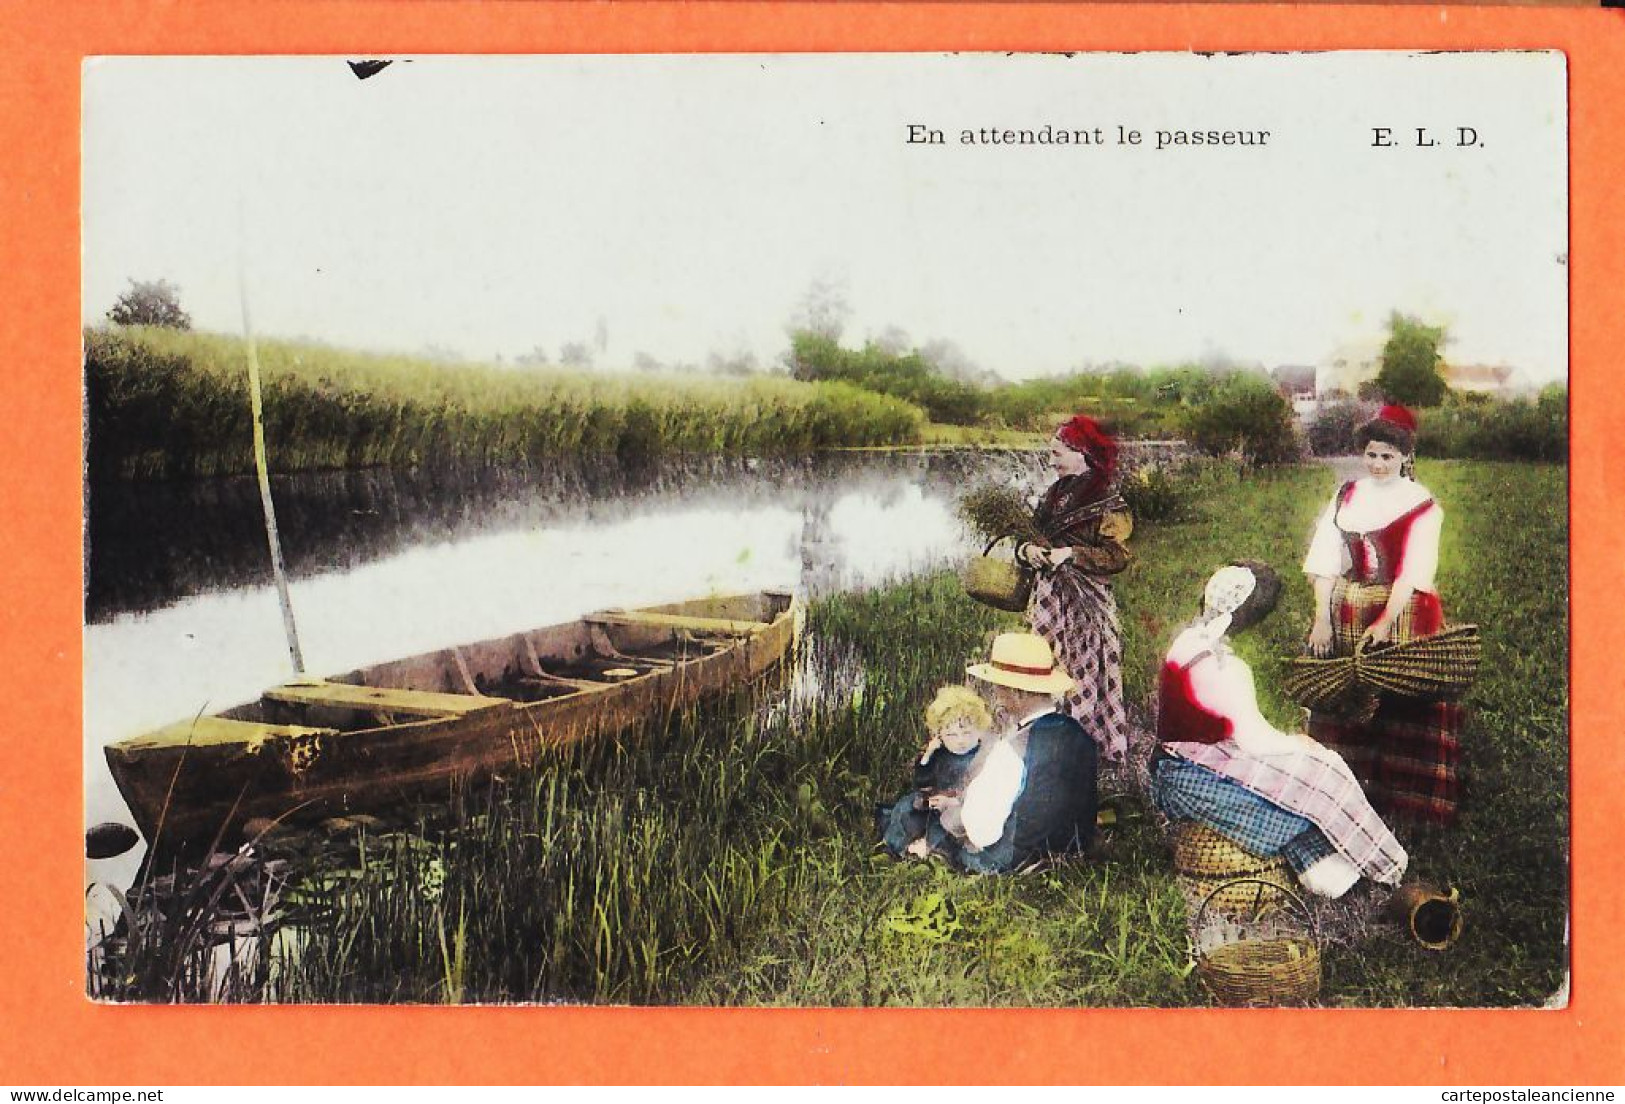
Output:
(1194, 877), (1322, 1007)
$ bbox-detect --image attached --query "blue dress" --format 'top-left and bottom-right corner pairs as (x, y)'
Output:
(877, 746), (978, 858)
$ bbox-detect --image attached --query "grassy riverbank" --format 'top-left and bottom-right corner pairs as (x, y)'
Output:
(85, 327), (926, 480)
(98, 460), (1567, 1006)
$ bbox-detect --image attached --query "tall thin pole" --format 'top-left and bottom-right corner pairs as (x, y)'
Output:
(240, 264), (305, 674)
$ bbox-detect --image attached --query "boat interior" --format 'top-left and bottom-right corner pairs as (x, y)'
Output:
(214, 591), (795, 735)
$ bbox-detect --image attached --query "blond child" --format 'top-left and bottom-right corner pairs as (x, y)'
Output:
(878, 685), (996, 860)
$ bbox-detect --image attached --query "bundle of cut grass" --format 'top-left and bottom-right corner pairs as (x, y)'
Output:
(957, 484), (1042, 544)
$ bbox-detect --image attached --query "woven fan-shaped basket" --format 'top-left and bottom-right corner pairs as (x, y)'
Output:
(1170, 822), (1292, 916)
(1283, 624), (1481, 712)
(1194, 878), (1322, 1007)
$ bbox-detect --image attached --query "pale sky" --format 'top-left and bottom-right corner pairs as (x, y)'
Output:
(82, 52), (1569, 383)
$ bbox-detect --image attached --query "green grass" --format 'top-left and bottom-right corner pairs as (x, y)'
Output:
(93, 459), (1567, 1006)
(915, 424), (1049, 448)
(85, 326), (927, 480)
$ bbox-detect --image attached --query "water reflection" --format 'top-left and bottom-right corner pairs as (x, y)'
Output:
(83, 449), (1037, 916)
(85, 451), (1036, 622)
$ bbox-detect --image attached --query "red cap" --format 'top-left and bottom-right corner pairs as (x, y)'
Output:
(1377, 404), (1418, 433)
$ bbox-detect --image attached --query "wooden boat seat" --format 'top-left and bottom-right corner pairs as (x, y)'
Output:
(118, 715), (341, 753)
(263, 678), (513, 719)
(586, 610), (765, 636)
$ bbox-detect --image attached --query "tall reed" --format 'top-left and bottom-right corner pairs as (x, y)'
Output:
(85, 327), (926, 481)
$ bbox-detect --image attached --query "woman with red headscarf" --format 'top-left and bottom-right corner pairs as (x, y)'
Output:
(1302, 403), (1464, 826)
(1014, 414), (1133, 763)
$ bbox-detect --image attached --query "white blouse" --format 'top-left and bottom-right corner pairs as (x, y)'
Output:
(959, 737), (1027, 849)
(1166, 626), (1311, 758)
(1302, 476), (1442, 593)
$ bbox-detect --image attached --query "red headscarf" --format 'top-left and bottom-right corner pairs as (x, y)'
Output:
(1053, 414), (1119, 485)
(1036, 414), (1118, 532)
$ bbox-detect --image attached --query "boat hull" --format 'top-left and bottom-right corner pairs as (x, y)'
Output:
(105, 590), (799, 856)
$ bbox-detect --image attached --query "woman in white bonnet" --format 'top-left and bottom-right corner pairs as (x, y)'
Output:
(1152, 560), (1408, 898)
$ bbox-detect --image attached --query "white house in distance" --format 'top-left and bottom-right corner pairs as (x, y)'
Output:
(1273, 338), (1522, 420)
(1442, 362), (1516, 396)
(1314, 337), (1385, 399)
(1269, 364), (1319, 418)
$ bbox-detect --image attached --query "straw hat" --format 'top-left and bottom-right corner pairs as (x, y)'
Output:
(966, 632), (1076, 694)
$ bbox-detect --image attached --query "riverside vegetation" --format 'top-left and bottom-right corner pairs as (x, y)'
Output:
(93, 459), (1567, 1007)
(85, 327), (925, 480)
(87, 325), (1567, 482)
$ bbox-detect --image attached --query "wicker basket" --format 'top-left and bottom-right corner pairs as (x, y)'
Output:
(1283, 624), (1481, 713)
(1169, 821), (1292, 916)
(1194, 877), (1322, 1007)
(961, 535), (1033, 613)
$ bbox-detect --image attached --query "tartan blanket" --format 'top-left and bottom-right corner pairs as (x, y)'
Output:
(1166, 738), (1409, 885)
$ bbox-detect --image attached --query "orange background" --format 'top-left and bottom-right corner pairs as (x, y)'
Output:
(2, 2), (1620, 1086)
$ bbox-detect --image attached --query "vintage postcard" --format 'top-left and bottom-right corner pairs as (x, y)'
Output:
(78, 50), (1570, 1017)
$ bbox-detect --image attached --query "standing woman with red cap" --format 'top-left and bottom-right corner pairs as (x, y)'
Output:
(1302, 403), (1464, 826)
(1015, 415), (1133, 765)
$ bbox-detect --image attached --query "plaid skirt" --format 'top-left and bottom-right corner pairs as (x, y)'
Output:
(1306, 577), (1465, 826)
(1030, 565), (1129, 762)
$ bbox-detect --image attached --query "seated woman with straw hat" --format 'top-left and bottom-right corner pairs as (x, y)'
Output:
(1153, 561), (1408, 898)
(925, 633), (1099, 874)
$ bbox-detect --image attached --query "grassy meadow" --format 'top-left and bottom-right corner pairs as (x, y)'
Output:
(97, 459), (1568, 1006)
(84, 327), (926, 480)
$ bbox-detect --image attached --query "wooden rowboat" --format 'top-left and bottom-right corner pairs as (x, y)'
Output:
(106, 589), (801, 857)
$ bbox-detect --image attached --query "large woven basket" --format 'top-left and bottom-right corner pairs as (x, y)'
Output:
(961, 535), (1033, 613)
(1169, 821), (1292, 917)
(1283, 624), (1481, 713)
(1194, 878), (1322, 1007)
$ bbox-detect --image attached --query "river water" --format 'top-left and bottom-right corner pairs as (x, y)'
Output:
(83, 449), (1039, 914)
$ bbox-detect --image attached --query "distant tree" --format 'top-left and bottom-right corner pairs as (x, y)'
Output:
(707, 348), (758, 377)
(919, 338), (997, 387)
(107, 278), (191, 329)
(871, 325), (912, 356)
(516, 345), (551, 367)
(784, 329), (986, 424)
(559, 342), (594, 369)
(789, 277), (851, 341)
(632, 351), (664, 373)
(418, 344), (462, 364)
(1375, 313), (1449, 407)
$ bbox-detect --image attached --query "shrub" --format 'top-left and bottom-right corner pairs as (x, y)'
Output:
(1417, 389), (1568, 462)
(1178, 374), (1302, 465)
(1305, 400), (1375, 457)
(1117, 463), (1190, 523)
(787, 331), (988, 426)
